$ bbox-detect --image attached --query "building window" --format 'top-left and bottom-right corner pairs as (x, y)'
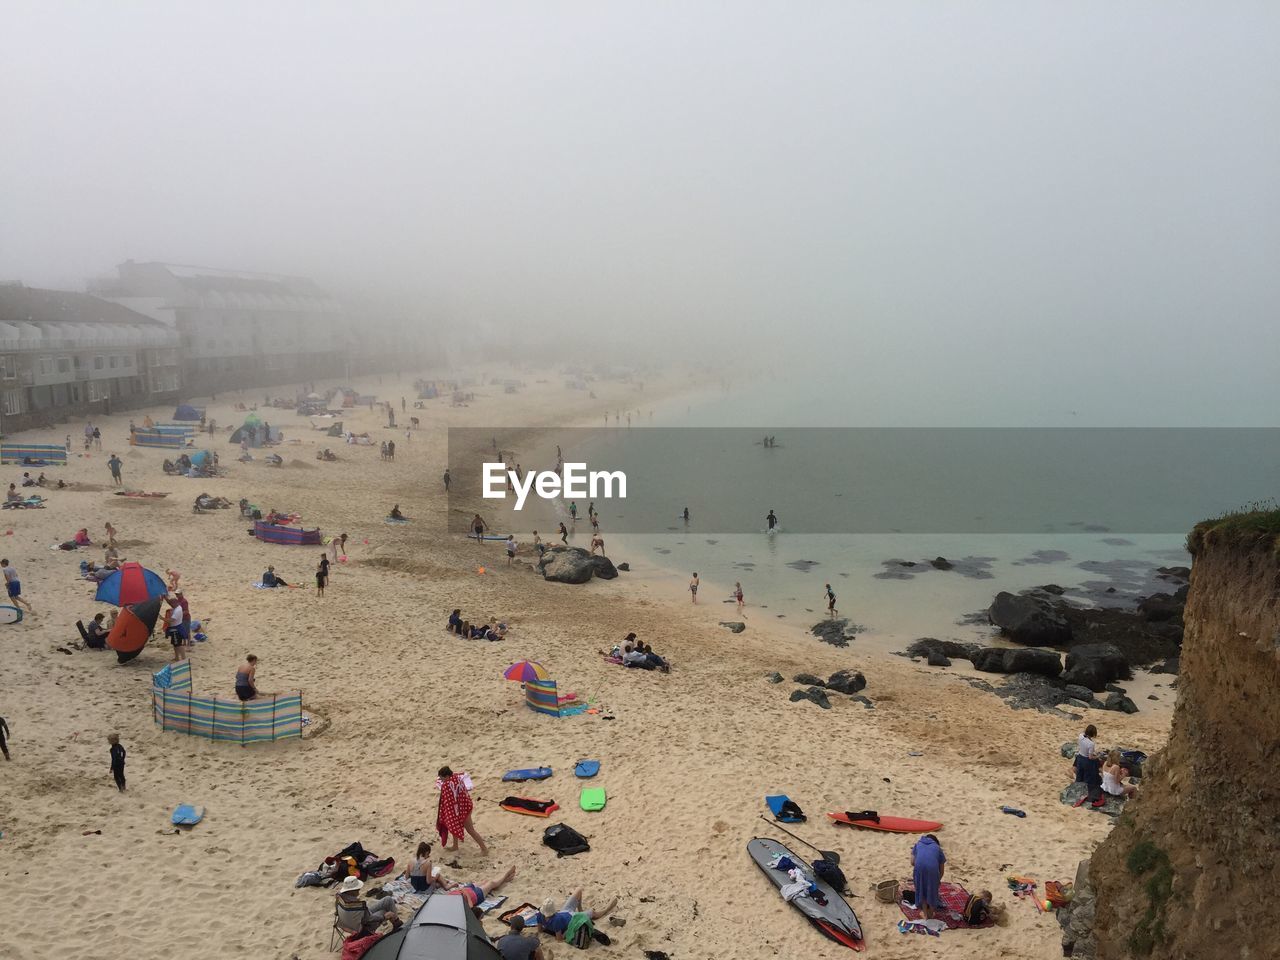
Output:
(94, 356), (104, 370)
(2, 388), (22, 416)
(74, 356), (83, 368)
(109, 356), (118, 369)
(57, 357), (71, 374)
(38, 356), (52, 376)
(0, 357), (14, 380)
(124, 355), (133, 367)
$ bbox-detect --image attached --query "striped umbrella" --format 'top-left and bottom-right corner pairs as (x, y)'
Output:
(503, 660), (549, 682)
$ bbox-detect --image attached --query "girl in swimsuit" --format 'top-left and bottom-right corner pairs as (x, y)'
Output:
(235, 655), (259, 701)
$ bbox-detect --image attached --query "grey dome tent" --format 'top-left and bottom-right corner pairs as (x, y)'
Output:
(362, 894), (501, 960)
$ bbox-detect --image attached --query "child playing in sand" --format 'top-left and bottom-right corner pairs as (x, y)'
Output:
(108, 733), (126, 791)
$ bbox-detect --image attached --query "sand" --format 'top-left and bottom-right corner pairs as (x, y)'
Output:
(0, 372), (1171, 960)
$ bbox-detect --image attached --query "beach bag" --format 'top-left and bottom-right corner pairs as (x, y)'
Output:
(778, 799), (806, 822)
(566, 914), (594, 949)
(812, 858), (847, 892)
(845, 810), (879, 823)
(543, 823), (590, 857)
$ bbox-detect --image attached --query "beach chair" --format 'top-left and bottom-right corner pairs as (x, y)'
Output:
(329, 901), (364, 951)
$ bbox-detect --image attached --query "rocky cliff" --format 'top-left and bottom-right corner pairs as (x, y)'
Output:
(1073, 513), (1280, 958)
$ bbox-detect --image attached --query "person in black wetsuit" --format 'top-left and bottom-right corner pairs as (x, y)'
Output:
(766, 510), (778, 531)
(108, 733), (126, 790)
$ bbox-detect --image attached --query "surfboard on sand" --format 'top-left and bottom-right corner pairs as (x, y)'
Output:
(0, 605), (23, 624)
(827, 811), (943, 833)
(748, 837), (863, 951)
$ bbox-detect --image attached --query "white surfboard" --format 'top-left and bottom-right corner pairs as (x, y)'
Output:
(0, 604), (24, 624)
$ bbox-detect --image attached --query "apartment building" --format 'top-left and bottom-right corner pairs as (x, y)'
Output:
(0, 284), (182, 432)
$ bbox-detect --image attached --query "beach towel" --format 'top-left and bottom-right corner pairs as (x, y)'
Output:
(384, 517), (411, 524)
(502, 766), (553, 782)
(436, 773), (475, 846)
(500, 796), (560, 817)
(574, 760), (601, 778)
(498, 903), (543, 928)
(899, 882), (995, 929)
(766, 794), (806, 823)
(171, 804), (205, 826)
(580, 787), (607, 812)
(478, 895), (507, 913)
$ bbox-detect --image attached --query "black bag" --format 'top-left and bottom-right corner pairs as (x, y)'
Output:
(812, 858), (847, 893)
(543, 823), (590, 857)
(844, 810), (879, 823)
(778, 799), (806, 822)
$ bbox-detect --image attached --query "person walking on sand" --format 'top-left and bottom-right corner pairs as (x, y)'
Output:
(590, 513), (600, 535)
(442, 469), (451, 492)
(558, 522), (568, 544)
(104, 522), (118, 548)
(689, 572), (699, 603)
(590, 533), (605, 556)
(735, 581), (745, 614)
(471, 514), (487, 543)
(568, 501), (578, 523)
(93, 426), (102, 450)
(108, 733), (126, 791)
(107, 453), (123, 486)
(825, 583), (837, 616)
(316, 553), (329, 596)
(436, 766), (488, 856)
(2, 559), (32, 613)
(84, 423), (94, 450)
(505, 534), (517, 565)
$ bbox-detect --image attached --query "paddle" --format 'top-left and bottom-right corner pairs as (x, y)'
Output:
(758, 814), (842, 865)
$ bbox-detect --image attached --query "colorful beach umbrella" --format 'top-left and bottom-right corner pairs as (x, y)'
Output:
(106, 596), (162, 664)
(95, 561), (168, 606)
(503, 660), (549, 682)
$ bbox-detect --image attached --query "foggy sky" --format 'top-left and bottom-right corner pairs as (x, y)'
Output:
(2, 2), (1278, 423)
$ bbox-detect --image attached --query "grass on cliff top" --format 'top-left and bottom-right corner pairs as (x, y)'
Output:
(1187, 499), (1280, 555)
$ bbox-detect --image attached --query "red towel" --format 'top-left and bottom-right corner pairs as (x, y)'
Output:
(899, 881), (995, 929)
(436, 774), (474, 845)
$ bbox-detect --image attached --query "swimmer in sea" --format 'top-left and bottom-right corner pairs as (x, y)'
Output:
(682, 507), (690, 523)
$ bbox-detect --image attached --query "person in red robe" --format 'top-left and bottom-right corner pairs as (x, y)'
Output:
(435, 766), (489, 855)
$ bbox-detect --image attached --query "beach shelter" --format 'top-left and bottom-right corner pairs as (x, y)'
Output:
(503, 660), (549, 683)
(189, 450), (212, 469)
(525, 678), (586, 717)
(106, 596), (162, 664)
(95, 562), (168, 606)
(361, 894), (501, 960)
(172, 404), (203, 421)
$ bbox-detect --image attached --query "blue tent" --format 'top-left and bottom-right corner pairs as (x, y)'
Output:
(189, 450), (212, 468)
(173, 404), (203, 421)
(95, 562), (168, 606)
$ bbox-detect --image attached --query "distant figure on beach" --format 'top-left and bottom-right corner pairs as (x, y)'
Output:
(682, 507), (690, 523)
(108, 733), (126, 791)
(590, 534), (605, 556)
(590, 514), (600, 534)
(389, 504), (404, 520)
(436, 766), (488, 855)
(1102, 750), (1139, 800)
(587, 501), (595, 520)
(569, 501), (577, 522)
(471, 514), (487, 543)
(533, 531), (545, 557)
(911, 833), (946, 920)
(558, 522), (568, 544)
(766, 509), (778, 531)
(2, 559), (32, 613)
(104, 522), (117, 548)
(825, 583), (837, 616)
(387, 440), (396, 460)
(442, 469), (451, 492)
(235, 655), (259, 701)
(107, 454), (123, 486)
(735, 581), (744, 613)
(261, 565), (287, 588)
(317, 554), (329, 596)
(506, 535), (517, 565)
(689, 572), (699, 603)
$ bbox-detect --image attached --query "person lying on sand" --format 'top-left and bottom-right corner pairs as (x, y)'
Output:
(539, 889), (618, 944)
(438, 865), (516, 909)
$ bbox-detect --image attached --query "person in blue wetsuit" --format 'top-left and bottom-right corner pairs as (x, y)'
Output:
(911, 834), (946, 919)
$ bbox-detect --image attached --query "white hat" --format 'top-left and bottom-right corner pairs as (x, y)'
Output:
(339, 876), (364, 894)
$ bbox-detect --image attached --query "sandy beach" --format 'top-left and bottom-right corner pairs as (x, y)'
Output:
(0, 372), (1171, 960)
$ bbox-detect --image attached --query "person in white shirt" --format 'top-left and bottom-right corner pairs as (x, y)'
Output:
(166, 598), (187, 661)
(505, 535), (517, 566)
(1077, 724), (1098, 760)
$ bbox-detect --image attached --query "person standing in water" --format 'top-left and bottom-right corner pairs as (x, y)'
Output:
(689, 573), (699, 604)
(825, 583), (837, 616)
(682, 507), (690, 523)
(735, 581), (745, 614)
(766, 510), (778, 531)
(568, 501), (578, 522)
